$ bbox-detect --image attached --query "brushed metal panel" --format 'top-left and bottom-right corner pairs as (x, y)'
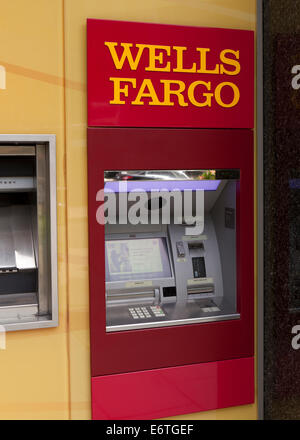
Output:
(0, 292), (37, 307)
(0, 205), (36, 271)
(0, 146), (35, 156)
(11, 205), (36, 270)
(0, 206), (16, 270)
(0, 176), (35, 191)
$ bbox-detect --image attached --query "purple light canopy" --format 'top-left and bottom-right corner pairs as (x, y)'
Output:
(104, 180), (221, 193)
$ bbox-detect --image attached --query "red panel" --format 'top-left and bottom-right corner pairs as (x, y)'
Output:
(92, 357), (255, 420)
(87, 19), (254, 128)
(88, 128), (254, 377)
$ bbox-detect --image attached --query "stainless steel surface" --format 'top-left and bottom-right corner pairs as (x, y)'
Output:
(48, 135), (58, 324)
(0, 146), (35, 156)
(105, 169), (238, 182)
(187, 286), (214, 294)
(11, 205), (36, 270)
(105, 170), (193, 181)
(36, 144), (50, 316)
(107, 290), (157, 304)
(0, 176), (35, 191)
(106, 299), (239, 332)
(0, 135), (58, 331)
(0, 292), (37, 307)
(0, 305), (38, 321)
(0, 316), (53, 330)
(0, 292), (38, 321)
(0, 207), (16, 271)
(0, 205), (36, 271)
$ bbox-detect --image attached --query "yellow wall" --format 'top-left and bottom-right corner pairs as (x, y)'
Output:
(0, 0), (257, 420)
(0, 0), (69, 419)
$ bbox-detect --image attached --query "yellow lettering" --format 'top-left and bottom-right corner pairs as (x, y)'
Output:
(197, 48), (219, 74)
(131, 79), (164, 106)
(109, 77), (136, 104)
(144, 45), (171, 72)
(188, 81), (213, 107)
(220, 50), (240, 75)
(173, 46), (197, 73)
(215, 82), (240, 108)
(105, 42), (145, 70)
(160, 80), (188, 107)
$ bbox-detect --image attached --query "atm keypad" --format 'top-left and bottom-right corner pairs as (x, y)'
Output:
(128, 307), (151, 319)
(141, 307), (151, 318)
(129, 308), (139, 319)
(150, 306), (166, 317)
(128, 306), (165, 319)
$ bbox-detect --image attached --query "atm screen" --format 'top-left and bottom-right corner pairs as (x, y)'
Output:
(105, 238), (172, 282)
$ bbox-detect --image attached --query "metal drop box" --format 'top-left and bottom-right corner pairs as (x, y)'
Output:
(0, 135), (58, 331)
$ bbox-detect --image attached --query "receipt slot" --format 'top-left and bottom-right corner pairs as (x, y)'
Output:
(0, 136), (57, 331)
(88, 128), (254, 419)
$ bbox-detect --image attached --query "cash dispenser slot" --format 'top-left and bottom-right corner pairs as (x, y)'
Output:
(107, 288), (160, 305)
(187, 285), (214, 295)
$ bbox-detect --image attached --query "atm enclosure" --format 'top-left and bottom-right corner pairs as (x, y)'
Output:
(105, 175), (238, 332)
(88, 128), (254, 419)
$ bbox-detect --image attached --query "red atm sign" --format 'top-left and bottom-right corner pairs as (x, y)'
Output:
(87, 19), (254, 128)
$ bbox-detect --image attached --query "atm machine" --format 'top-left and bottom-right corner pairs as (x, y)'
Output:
(0, 136), (57, 331)
(105, 174), (238, 332)
(88, 128), (254, 420)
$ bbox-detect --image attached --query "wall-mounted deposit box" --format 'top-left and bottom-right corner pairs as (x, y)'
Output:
(0, 135), (57, 331)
